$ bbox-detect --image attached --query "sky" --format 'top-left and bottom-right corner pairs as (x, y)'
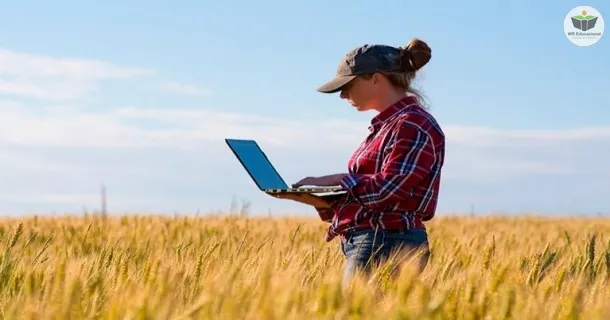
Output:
(0, 0), (609, 217)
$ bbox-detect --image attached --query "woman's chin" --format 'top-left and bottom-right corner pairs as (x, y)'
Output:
(353, 104), (370, 112)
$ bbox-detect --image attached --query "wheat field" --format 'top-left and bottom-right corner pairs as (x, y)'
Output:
(0, 213), (609, 319)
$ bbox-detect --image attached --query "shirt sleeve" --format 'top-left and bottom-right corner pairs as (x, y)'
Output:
(339, 121), (436, 210)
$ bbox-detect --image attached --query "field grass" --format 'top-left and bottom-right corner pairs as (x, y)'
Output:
(0, 213), (609, 319)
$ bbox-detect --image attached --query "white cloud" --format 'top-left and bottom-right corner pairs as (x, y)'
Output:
(115, 106), (366, 150)
(0, 49), (154, 79)
(2, 99), (610, 178)
(0, 79), (98, 101)
(0, 148), (72, 173)
(0, 101), (366, 151)
(448, 125), (610, 147)
(0, 48), (155, 101)
(160, 81), (211, 96)
(0, 106), (148, 148)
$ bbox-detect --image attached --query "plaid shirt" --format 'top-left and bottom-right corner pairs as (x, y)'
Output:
(317, 96), (445, 242)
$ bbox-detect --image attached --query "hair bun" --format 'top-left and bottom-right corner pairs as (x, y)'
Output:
(400, 38), (431, 72)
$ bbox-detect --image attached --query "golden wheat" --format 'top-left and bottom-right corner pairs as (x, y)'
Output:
(0, 213), (609, 319)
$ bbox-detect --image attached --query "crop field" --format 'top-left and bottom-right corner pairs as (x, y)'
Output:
(0, 213), (609, 319)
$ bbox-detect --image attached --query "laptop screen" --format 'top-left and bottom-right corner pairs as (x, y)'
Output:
(225, 139), (289, 190)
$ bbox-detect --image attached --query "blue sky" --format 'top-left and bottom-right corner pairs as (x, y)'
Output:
(0, 0), (608, 217)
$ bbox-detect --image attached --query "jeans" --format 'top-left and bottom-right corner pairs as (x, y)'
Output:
(340, 228), (430, 286)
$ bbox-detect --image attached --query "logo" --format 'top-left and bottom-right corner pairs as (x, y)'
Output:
(564, 6), (604, 46)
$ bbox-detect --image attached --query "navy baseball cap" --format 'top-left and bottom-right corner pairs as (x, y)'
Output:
(317, 44), (405, 93)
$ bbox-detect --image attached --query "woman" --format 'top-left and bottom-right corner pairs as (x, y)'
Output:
(292, 38), (445, 286)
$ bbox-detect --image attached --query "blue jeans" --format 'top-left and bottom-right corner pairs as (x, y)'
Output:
(340, 228), (430, 286)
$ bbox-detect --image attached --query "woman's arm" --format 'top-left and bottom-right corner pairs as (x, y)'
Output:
(339, 121), (437, 210)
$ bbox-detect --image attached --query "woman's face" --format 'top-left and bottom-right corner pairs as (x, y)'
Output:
(339, 75), (379, 112)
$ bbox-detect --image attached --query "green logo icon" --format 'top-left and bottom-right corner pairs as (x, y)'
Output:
(572, 10), (598, 31)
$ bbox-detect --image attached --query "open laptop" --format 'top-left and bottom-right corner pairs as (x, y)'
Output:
(225, 138), (344, 195)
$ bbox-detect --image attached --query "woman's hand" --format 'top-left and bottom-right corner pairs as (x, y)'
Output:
(271, 193), (332, 208)
(292, 173), (348, 187)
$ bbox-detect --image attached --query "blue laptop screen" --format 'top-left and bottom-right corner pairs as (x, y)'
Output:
(226, 139), (288, 190)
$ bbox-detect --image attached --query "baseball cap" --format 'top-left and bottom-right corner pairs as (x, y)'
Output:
(316, 44), (405, 93)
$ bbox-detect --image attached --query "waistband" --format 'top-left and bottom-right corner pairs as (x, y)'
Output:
(340, 225), (426, 241)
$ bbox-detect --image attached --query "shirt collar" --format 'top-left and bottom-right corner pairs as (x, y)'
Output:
(369, 95), (419, 129)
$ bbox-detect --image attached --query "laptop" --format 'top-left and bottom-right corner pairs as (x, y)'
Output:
(225, 138), (344, 195)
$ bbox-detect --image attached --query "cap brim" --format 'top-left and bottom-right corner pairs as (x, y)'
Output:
(316, 75), (356, 93)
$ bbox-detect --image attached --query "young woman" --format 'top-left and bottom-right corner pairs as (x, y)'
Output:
(289, 38), (445, 285)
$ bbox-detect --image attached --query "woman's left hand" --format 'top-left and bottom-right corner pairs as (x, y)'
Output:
(293, 173), (348, 187)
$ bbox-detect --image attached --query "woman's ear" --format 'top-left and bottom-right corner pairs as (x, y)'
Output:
(371, 73), (382, 85)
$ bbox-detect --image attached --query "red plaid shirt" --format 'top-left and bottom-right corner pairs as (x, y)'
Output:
(318, 95), (445, 242)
